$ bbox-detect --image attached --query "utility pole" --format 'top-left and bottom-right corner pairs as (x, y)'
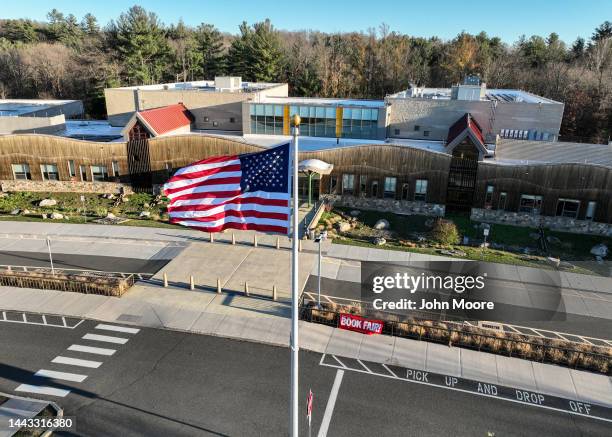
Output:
(290, 114), (301, 437)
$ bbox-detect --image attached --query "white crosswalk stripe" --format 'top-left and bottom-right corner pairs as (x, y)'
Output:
(83, 333), (128, 344)
(95, 324), (140, 334)
(67, 344), (116, 356)
(52, 356), (102, 369)
(35, 369), (88, 382)
(15, 384), (70, 397)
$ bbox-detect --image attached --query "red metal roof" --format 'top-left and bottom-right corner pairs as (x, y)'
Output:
(138, 103), (193, 136)
(446, 113), (485, 148)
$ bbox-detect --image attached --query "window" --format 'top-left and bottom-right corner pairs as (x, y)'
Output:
(230, 117), (236, 123)
(401, 183), (410, 200)
(556, 199), (580, 219)
(12, 163), (31, 180)
(383, 177), (396, 198)
(519, 194), (543, 214)
(91, 165), (108, 182)
(213, 121), (218, 127)
(40, 164), (59, 181)
(359, 175), (367, 194)
(112, 161), (120, 177)
(165, 162), (172, 178)
(423, 130), (430, 137)
(67, 160), (76, 178)
(371, 181), (379, 197)
(342, 174), (355, 195)
(394, 129), (400, 136)
(204, 117), (210, 122)
(499, 192), (507, 211)
(80, 165), (88, 181)
(414, 179), (428, 202)
(585, 201), (596, 221)
(329, 175), (338, 194)
(484, 185), (494, 208)
(414, 125), (420, 131)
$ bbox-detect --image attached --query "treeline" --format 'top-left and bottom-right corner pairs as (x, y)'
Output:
(0, 6), (610, 142)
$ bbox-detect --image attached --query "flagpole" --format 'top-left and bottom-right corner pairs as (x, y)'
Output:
(290, 114), (301, 437)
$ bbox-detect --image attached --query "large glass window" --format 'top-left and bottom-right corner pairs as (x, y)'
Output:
(12, 163), (31, 180)
(519, 195), (542, 214)
(342, 174), (355, 195)
(67, 160), (76, 178)
(556, 199), (580, 219)
(342, 107), (379, 139)
(499, 192), (507, 211)
(91, 165), (108, 182)
(359, 175), (367, 195)
(40, 164), (59, 181)
(485, 185), (494, 207)
(415, 179), (428, 202)
(384, 177), (396, 198)
(329, 175), (338, 194)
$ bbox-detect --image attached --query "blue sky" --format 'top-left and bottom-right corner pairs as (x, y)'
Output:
(3, 0), (610, 43)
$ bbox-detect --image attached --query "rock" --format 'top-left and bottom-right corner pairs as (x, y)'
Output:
(546, 257), (560, 268)
(143, 203), (150, 208)
(121, 196), (129, 203)
(335, 221), (351, 233)
(590, 244), (608, 258)
(22, 209), (31, 215)
(106, 212), (116, 219)
(374, 219), (390, 230)
(50, 212), (64, 220)
(41, 213), (48, 219)
(546, 236), (561, 244)
(372, 237), (386, 246)
(39, 199), (57, 207)
(139, 211), (151, 218)
(10, 208), (20, 215)
(596, 255), (604, 264)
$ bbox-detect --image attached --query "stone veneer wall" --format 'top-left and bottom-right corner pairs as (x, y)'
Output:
(0, 180), (133, 195)
(471, 208), (612, 236)
(322, 194), (445, 217)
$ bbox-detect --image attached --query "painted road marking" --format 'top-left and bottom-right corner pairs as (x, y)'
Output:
(95, 324), (140, 334)
(35, 369), (87, 383)
(83, 333), (129, 344)
(67, 344), (116, 356)
(319, 354), (612, 424)
(15, 384), (70, 397)
(317, 369), (345, 437)
(52, 356), (102, 369)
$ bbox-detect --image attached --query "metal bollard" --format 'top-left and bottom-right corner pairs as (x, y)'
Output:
(253, 234), (258, 247)
(163, 273), (168, 288)
(298, 239), (302, 252)
(244, 281), (250, 296)
(232, 233), (236, 245)
(276, 236), (280, 250)
(189, 275), (195, 290)
(216, 277), (222, 294)
(210, 232), (214, 243)
(272, 285), (277, 301)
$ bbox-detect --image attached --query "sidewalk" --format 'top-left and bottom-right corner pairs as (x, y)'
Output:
(0, 283), (610, 410)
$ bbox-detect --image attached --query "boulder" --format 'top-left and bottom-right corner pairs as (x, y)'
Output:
(139, 211), (151, 218)
(349, 210), (360, 217)
(546, 257), (561, 268)
(22, 209), (31, 215)
(143, 203), (150, 208)
(374, 219), (390, 230)
(106, 212), (116, 219)
(39, 199), (57, 207)
(372, 237), (386, 246)
(121, 196), (129, 203)
(335, 221), (351, 233)
(10, 209), (20, 215)
(41, 213), (48, 219)
(50, 212), (64, 220)
(590, 243), (608, 258)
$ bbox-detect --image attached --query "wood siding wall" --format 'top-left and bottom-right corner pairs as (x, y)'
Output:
(1, 134), (611, 222)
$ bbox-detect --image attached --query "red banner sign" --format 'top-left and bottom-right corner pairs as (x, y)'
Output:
(338, 313), (384, 335)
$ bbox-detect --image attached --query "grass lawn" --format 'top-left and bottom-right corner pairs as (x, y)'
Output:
(325, 207), (609, 275)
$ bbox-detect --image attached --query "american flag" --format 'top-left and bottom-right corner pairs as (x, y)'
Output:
(163, 143), (291, 234)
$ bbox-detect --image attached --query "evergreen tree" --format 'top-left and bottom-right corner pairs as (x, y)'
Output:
(226, 22), (252, 79)
(247, 20), (282, 82)
(81, 13), (100, 35)
(114, 6), (169, 85)
(168, 20), (201, 82)
(0, 19), (38, 43)
(195, 23), (225, 79)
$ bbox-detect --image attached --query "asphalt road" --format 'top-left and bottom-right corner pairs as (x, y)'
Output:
(304, 275), (612, 340)
(0, 320), (609, 436)
(0, 251), (170, 274)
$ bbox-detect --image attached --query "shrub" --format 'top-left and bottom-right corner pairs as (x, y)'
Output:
(430, 218), (460, 245)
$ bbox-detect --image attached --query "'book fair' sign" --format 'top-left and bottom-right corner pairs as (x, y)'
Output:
(339, 313), (384, 335)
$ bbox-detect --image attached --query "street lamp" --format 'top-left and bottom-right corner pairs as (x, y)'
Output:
(314, 232), (324, 308)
